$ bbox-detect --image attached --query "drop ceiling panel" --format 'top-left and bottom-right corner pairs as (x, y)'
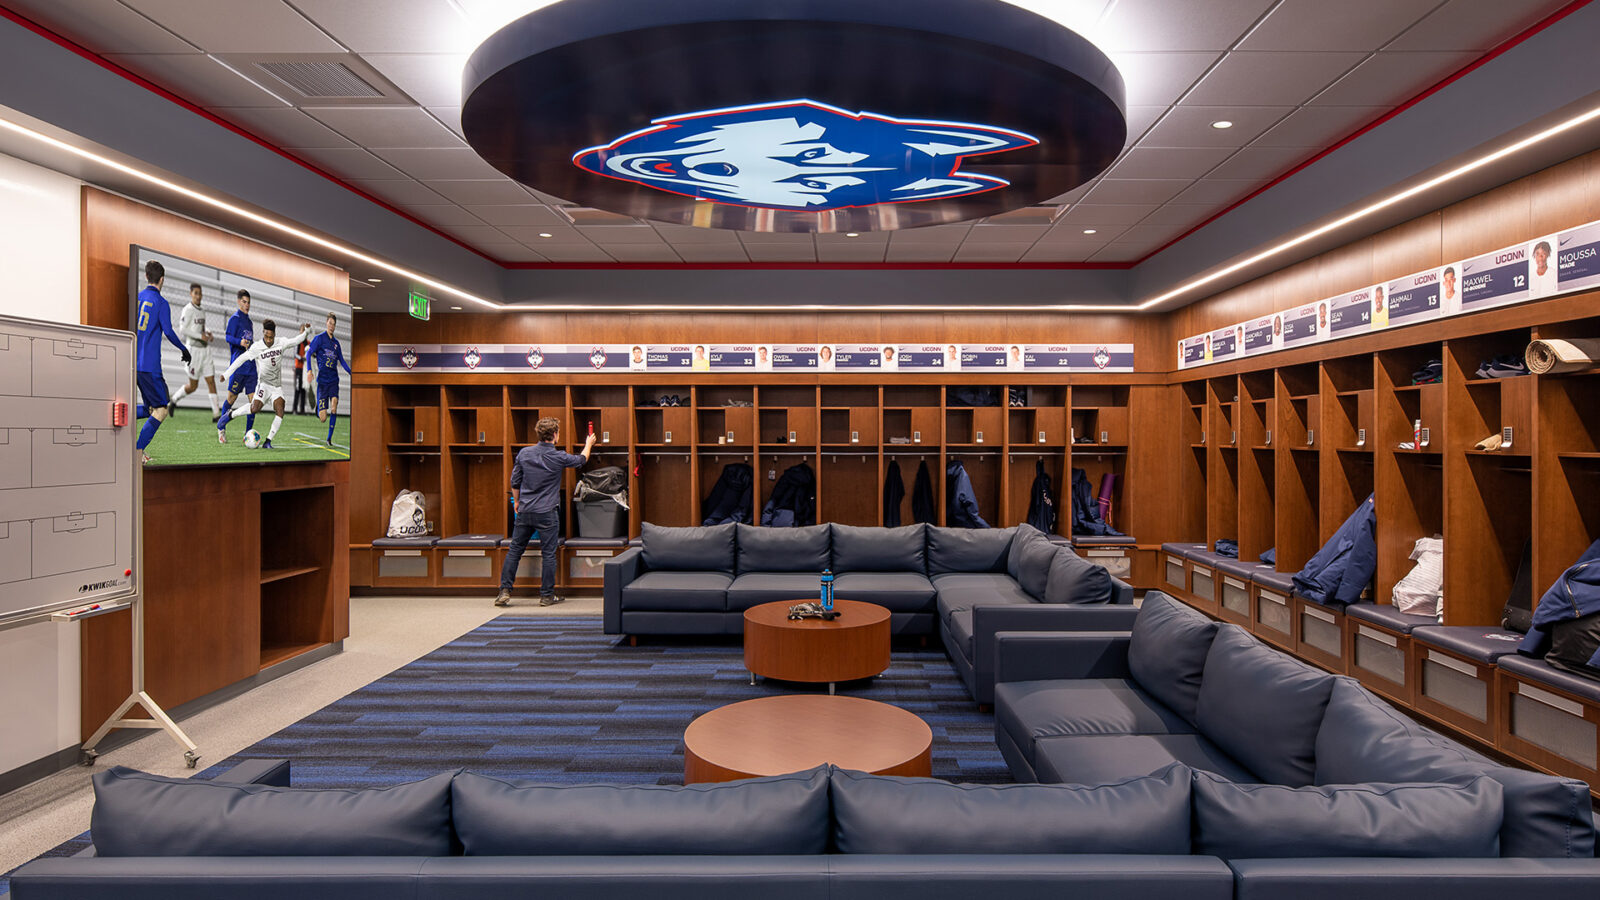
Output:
(371, 147), (503, 180)
(885, 244), (962, 262)
(1040, 221), (1131, 242)
(475, 243), (548, 263)
(1310, 51), (1479, 107)
(743, 244), (819, 262)
(428, 107), (465, 139)
(384, 203), (489, 227)
(360, 54), (468, 107)
(1056, 204), (1158, 226)
(738, 232), (818, 245)
(1169, 179), (1257, 205)
(538, 244), (617, 262)
(1106, 146), (1238, 180)
(1122, 106), (1169, 141)
(15, 0), (197, 54)
(468, 206), (571, 229)
(126, 0), (343, 53)
(282, 0), (476, 53)
(1202, 145), (1316, 181)
(606, 244), (684, 262)
(887, 224), (974, 244)
(1239, 0), (1440, 51)
(1252, 105), (1385, 148)
(1387, 0), (1572, 51)
(347, 179), (451, 206)
(424, 179), (539, 206)
(1135, 203), (1217, 226)
(1095, 0), (1276, 52)
(652, 225), (746, 244)
(674, 244), (749, 262)
(1082, 179), (1196, 205)
(1088, 243), (1153, 262)
(1184, 51), (1367, 106)
(211, 106), (354, 148)
(1139, 105), (1294, 148)
(303, 106), (464, 149)
(105, 53), (289, 107)
(964, 224), (1053, 242)
(815, 243), (889, 262)
(578, 226), (668, 245)
(436, 224), (513, 244)
(952, 243), (1026, 262)
(288, 146), (406, 180)
(1114, 51), (1224, 107)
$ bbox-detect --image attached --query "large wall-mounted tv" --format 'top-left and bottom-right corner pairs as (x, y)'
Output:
(129, 245), (352, 466)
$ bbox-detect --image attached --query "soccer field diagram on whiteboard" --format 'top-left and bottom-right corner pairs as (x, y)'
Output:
(0, 314), (138, 629)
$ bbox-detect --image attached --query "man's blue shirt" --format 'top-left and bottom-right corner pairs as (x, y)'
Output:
(511, 442), (586, 514)
(307, 332), (350, 382)
(134, 285), (184, 373)
(225, 309), (255, 375)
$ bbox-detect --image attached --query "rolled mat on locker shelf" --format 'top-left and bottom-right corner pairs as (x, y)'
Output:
(1525, 338), (1600, 374)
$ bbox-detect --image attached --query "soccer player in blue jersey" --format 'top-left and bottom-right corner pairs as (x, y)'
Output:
(306, 312), (351, 447)
(133, 260), (191, 463)
(219, 289), (257, 433)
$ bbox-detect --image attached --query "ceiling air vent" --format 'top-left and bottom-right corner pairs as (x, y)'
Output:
(557, 207), (649, 226)
(977, 206), (1065, 226)
(256, 61), (384, 99)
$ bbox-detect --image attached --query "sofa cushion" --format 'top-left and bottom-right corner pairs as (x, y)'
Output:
(726, 573), (824, 611)
(833, 572), (936, 613)
(1195, 626), (1335, 786)
(1191, 771), (1503, 860)
(945, 603), (1034, 658)
(1315, 677), (1595, 859)
(641, 522), (736, 575)
(1033, 734), (1255, 786)
(1410, 625), (1522, 663)
(997, 680), (1197, 749)
(620, 571), (732, 612)
(452, 766), (830, 855)
(1127, 592), (1219, 725)
(927, 526), (1015, 575)
(1008, 527), (1057, 600)
(934, 573), (1035, 625)
(90, 767), (454, 857)
(830, 764), (1191, 855)
(1043, 547), (1114, 605)
(831, 524), (927, 574)
(736, 523), (831, 574)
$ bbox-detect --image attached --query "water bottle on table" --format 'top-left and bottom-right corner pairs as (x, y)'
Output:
(820, 568), (834, 612)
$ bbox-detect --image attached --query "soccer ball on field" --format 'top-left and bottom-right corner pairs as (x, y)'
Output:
(243, 429), (263, 449)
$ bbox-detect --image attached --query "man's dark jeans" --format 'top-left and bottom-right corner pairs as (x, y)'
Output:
(500, 507), (559, 597)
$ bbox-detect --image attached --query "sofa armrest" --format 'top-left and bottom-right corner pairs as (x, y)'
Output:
(213, 758), (292, 787)
(993, 632), (1133, 684)
(1109, 576), (1134, 605)
(1229, 858), (1600, 900)
(971, 605), (1140, 703)
(603, 546), (644, 634)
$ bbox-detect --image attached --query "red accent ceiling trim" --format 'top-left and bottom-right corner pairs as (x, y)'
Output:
(1, 0), (1586, 273)
(1134, 0), (1596, 265)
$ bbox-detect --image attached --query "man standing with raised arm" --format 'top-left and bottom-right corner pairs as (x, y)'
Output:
(497, 417), (594, 607)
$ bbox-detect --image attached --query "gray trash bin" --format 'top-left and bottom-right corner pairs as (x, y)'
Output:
(575, 498), (627, 538)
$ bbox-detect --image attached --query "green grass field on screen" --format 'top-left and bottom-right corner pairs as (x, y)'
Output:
(142, 407), (351, 466)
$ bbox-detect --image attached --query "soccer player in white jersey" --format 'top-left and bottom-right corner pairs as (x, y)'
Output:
(218, 318), (311, 448)
(167, 283), (221, 421)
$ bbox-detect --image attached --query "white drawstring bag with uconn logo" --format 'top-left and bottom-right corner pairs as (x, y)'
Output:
(387, 490), (430, 537)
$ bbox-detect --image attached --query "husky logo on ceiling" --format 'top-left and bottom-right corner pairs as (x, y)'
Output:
(572, 100), (1038, 211)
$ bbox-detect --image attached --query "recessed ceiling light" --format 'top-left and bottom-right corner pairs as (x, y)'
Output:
(846, 232), (860, 237)
(1082, 228), (1097, 234)
(351, 305), (363, 310)
(538, 232), (553, 238)
(1210, 120), (1234, 129)
(451, 306), (463, 310)
(366, 277), (381, 283)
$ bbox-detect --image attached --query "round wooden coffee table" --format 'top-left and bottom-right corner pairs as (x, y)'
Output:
(683, 694), (932, 783)
(743, 599), (891, 693)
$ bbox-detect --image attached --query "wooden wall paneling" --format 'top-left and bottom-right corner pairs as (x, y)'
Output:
(1533, 371), (1600, 603)
(1370, 212), (1444, 289)
(1441, 179), (1531, 264)
(1237, 371), (1275, 561)
(1206, 377), (1239, 549)
(1527, 151), (1600, 236)
(1274, 369), (1320, 572)
(1314, 237), (1376, 303)
(350, 385), (382, 550)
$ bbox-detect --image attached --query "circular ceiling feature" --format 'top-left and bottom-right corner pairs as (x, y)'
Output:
(462, 0), (1126, 233)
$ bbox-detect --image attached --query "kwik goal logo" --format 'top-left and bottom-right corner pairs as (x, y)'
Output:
(79, 578), (123, 593)
(573, 100), (1038, 211)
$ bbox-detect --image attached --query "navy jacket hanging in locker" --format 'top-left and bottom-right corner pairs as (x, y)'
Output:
(760, 462), (815, 527)
(1518, 538), (1600, 676)
(883, 460), (905, 527)
(701, 463), (753, 526)
(946, 460), (989, 528)
(1292, 494), (1377, 607)
(911, 460), (937, 525)
(1025, 459), (1056, 534)
(1070, 467), (1120, 536)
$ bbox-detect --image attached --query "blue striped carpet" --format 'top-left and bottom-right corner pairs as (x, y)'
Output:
(1, 616), (1005, 894)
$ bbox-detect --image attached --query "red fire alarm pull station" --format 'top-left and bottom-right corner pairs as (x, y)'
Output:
(111, 401), (128, 427)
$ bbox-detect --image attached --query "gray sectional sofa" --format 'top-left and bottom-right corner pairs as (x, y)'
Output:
(602, 523), (1132, 652)
(17, 752), (1600, 900)
(994, 592), (1598, 865)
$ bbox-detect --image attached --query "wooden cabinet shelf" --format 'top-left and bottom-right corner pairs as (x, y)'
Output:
(261, 565), (320, 585)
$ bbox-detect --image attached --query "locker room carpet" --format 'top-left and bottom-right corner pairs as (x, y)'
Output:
(0, 616), (1005, 892)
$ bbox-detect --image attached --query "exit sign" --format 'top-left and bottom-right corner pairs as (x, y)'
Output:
(408, 292), (430, 321)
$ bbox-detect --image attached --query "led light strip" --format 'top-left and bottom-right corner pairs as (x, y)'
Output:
(4, 98), (1599, 315)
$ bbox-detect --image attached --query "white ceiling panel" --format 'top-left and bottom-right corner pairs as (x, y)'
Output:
(1056, 204), (1159, 226)
(9, 0), (196, 54)
(738, 232), (817, 245)
(1112, 222), (1194, 246)
(1387, 0), (1571, 52)
(1184, 51), (1367, 106)
(1202, 145), (1315, 181)
(361, 54), (468, 107)
(106, 53), (290, 107)
(435, 224), (513, 244)
(1309, 51), (1478, 107)
(1240, 0), (1440, 51)
(304, 106), (464, 148)
(1087, 243), (1152, 262)
(1169, 179), (1257, 205)
(469, 206), (570, 228)
(213, 106), (353, 148)
(283, 0), (476, 53)
(674, 244), (749, 262)
(578, 226), (668, 245)
(1139, 105), (1294, 148)
(1120, 106), (1169, 142)
(1106, 146), (1237, 180)
(474, 243), (548, 263)
(1134, 203), (1216, 226)
(886, 225), (972, 244)
(288, 147), (405, 180)
(126, 0), (343, 53)
(964, 224), (1052, 242)
(424, 179), (538, 205)
(606, 244), (684, 262)
(1039, 221), (1131, 242)
(1113, 51), (1223, 107)
(383, 203), (488, 227)
(538, 244), (617, 262)
(1251, 105), (1384, 148)
(652, 225), (745, 244)
(1044, 179), (1100, 205)
(427, 107), (466, 139)
(1096, 0), (1276, 52)
(884, 244), (961, 262)
(743, 244), (819, 262)
(1082, 179), (1195, 205)
(347, 180), (450, 206)
(815, 243), (890, 262)
(502, 224), (586, 244)
(371, 147), (501, 180)
(952, 244), (1026, 262)
(1020, 241), (1110, 261)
